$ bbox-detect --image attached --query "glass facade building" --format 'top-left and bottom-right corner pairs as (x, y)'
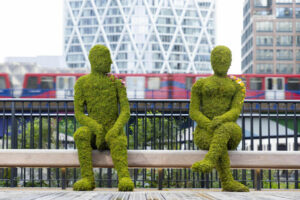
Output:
(242, 0), (300, 74)
(64, 0), (215, 73)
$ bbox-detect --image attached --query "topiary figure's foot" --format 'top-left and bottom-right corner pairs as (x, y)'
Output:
(73, 178), (95, 191)
(222, 180), (249, 192)
(118, 177), (134, 191)
(191, 159), (214, 173)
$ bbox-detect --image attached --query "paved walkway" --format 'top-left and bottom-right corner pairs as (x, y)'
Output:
(0, 188), (299, 200)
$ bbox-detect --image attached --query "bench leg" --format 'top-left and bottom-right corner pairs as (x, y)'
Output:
(158, 168), (163, 190)
(61, 168), (66, 190)
(255, 169), (261, 191)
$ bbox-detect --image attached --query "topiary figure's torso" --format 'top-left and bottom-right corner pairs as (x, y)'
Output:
(189, 46), (248, 192)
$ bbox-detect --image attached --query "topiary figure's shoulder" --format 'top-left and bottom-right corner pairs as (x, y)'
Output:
(107, 74), (126, 89)
(75, 74), (90, 86)
(192, 77), (207, 90)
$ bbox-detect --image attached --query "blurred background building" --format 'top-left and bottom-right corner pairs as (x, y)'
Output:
(242, 0), (300, 74)
(64, 0), (216, 74)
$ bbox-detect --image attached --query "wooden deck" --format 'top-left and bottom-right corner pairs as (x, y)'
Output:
(0, 189), (299, 200)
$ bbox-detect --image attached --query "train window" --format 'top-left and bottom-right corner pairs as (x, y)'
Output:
(26, 77), (38, 89)
(68, 77), (75, 89)
(185, 77), (193, 90)
(0, 77), (6, 89)
(58, 77), (64, 90)
(277, 78), (283, 90)
(267, 78), (273, 90)
(287, 78), (300, 90)
(41, 77), (54, 89)
(148, 77), (160, 90)
(250, 78), (262, 90)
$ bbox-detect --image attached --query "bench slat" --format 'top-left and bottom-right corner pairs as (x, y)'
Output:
(0, 149), (299, 169)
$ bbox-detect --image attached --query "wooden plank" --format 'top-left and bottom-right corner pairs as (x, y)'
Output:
(0, 149), (300, 169)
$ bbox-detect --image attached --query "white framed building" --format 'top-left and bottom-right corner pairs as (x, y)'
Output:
(64, 0), (215, 73)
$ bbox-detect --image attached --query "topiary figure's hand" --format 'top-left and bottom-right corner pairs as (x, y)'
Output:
(210, 116), (224, 131)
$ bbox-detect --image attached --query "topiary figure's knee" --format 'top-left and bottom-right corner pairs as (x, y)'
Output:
(193, 128), (212, 150)
(74, 127), (91, 143)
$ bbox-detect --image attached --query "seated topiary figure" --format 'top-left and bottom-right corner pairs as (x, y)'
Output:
(189, 45), (249, 192)
(73, 44), (134, 191)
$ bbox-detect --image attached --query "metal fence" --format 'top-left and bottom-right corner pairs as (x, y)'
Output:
(0, 99), (300, 189)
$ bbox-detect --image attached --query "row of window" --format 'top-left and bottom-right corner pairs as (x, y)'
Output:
(256, 21), (300, 32)
(256, 35), (300, 46)
(256, 49), (300, 60)
(255, 63), (300, 74)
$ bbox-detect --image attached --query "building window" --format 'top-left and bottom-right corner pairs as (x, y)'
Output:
(276, 8), (293, 18)
(297, 63), (300, 73)
(277, 63), (293, 74)
(276, 0), (292, 4)
(297, 36), (300, 46)
(276, 22), (292, 32)
(250, 78), (262, 90)
(256, 49), (273, 60)
(296, 8), (300, 18)
(297, 23), (300, 32)
(276, 49), (293, 60)
(256, 63), (273, 74)
(297, 50), (300, 60)
(276, 36), (293, 46)
(254, 0), (269, 7)
(256, 36), (273, 46)
(256, 21), (273, 32)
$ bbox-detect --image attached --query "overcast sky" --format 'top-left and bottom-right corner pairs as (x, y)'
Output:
(0, 0), (243, 74)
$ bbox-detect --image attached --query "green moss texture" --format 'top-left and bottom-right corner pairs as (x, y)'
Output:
(189, 46), (248, 192)
(73, 44), (133, 191)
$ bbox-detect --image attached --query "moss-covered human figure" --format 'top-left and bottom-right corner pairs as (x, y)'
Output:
(189, 45), (249, 192)
(73, 44), (134, 191)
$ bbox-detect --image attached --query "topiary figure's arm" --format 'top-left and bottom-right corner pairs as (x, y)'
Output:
(189, 80), (211, 131)
(211, 81), (245, 130)
(105, 79), (130, 142)
(74, 77), (103, 133)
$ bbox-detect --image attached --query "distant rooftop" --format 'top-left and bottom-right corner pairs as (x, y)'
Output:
(5, 56), (67, 69)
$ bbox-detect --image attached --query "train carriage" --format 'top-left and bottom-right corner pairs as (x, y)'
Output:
(0, 73), (12, 98)
(18, 73), (300, 100)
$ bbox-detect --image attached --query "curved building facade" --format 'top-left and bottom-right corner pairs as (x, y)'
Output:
(64, 0), (215, 73)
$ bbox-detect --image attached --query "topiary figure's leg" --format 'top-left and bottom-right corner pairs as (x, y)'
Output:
(73, 127), (95, 191)
(193, 122), (241, 173)
(217, 151), (249, 192)
(108, 134), (134, 191)
(192, 127), (212, 172)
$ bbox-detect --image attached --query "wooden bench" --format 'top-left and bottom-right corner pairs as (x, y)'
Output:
(1, 149), (300, 190)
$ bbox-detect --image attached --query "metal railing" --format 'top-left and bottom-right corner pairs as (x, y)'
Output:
(0, 99), (299, 189)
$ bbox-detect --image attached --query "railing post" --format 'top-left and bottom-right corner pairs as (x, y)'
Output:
(61, 168), (66, 189)
(255, 169), (261, 191)
(158, 168), (163, 190)
(10, 101), (18, 187)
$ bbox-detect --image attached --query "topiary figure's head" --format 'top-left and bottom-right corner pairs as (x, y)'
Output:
(89, 44), (112, 74)
(211, 45), (232, 76)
